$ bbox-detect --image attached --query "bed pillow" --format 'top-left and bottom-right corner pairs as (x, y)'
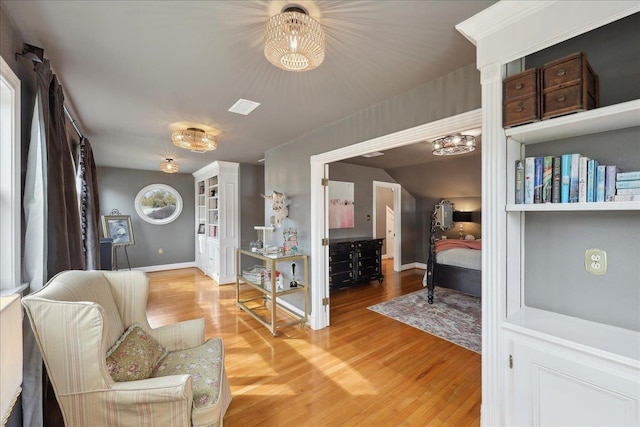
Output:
(106, 323), (168, 382)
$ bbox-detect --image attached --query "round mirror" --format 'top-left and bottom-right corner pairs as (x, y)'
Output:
(135, 184), (183, 225)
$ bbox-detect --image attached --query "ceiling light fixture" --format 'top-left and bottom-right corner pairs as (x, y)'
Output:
(159, 158), (179, 174)
(264, 5), (325, 72)
(171, 128), (218, 153)
(432, 134), (476, 156)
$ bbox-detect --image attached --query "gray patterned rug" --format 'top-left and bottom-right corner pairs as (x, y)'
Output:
(368, 287), (481, 353)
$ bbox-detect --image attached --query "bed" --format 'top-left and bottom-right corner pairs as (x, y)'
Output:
(422, 200), (481, 304)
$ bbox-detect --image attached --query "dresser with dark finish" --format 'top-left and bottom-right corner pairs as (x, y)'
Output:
(329, 238), (384, 290)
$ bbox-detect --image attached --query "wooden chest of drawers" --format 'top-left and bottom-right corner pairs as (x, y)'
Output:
(541, 52), (599, 120)
(503, 68), (541, 128)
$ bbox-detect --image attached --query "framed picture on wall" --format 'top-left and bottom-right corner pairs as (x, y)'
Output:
(101, 215), (135, 247)
(328, 180), (355, 229)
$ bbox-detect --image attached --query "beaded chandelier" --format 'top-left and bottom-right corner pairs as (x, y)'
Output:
(264, 6), (325, 72)
(159, 158), (179, 173)
(171, 128), (218, 153)
(432, 134), (476, 156)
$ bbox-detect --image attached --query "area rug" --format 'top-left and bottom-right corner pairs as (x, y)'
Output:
(368, 287), (481, 353)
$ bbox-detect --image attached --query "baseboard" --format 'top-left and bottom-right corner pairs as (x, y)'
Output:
(400, 262), (426, 271)
(132, 262), (197, 273)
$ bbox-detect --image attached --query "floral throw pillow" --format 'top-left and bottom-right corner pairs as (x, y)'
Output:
(106, 323), (168, 382)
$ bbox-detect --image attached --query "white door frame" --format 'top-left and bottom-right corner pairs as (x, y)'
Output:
(372, 181), (401, 271)
(309, 109), (482, 330)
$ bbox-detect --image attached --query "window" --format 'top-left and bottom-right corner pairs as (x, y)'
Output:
(0, 56), (21, 291)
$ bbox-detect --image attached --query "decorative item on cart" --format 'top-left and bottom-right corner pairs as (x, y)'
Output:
(252, 226), (274, 252)
(290, 262), (300, 288)
(282, 227), (298, 255)
(261, 191), (288, 227)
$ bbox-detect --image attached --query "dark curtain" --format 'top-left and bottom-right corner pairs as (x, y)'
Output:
(76, 137), (101, 269)
(37, 60), (85, 277)
(24, 59), (98, 427)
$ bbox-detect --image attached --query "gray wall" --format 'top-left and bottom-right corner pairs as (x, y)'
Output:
(97, 167), (195, 268)
(239, 164), (265, 248)
(239, 163), (265, 271)
(386, 153), (482, 261)
(265, 63), (482, 268)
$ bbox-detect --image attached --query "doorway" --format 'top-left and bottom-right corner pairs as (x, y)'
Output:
(309, 109), (482, 330)
(373, 181), (401, 270)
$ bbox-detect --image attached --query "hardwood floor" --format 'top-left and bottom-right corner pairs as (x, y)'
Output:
(146, 260), (481, 426)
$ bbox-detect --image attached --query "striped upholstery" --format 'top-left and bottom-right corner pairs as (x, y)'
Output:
(22, 270), (232, 427)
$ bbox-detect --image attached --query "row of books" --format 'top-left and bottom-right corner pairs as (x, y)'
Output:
(515, 155), (640, 204)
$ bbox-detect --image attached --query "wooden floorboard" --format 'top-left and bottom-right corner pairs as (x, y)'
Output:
(146, 260), (481, 426)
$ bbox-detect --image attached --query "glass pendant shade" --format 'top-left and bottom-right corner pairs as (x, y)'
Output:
(432, 134), (476, 156)
(159, 158), (179, 173)
(264, 7), (325, 72)
(171, 128), (218, 153)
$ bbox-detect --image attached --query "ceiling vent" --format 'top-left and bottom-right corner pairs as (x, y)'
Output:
(228, 99), (261, 116)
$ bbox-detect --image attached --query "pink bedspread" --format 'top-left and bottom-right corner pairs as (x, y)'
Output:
(435, 239), (482, 253)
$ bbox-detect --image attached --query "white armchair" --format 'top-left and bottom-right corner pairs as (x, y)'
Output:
(22, 270), (231, 427)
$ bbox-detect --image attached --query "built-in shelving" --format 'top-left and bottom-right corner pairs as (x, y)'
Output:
(506, 201), (640, 211)
(193, 161), (239, 284)
(506, 99), (640, 145)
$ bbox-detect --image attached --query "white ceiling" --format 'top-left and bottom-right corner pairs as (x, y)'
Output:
(1, 0), (494, 173)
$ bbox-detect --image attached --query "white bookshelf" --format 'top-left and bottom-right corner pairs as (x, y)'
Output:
(458, 1), (640, 425)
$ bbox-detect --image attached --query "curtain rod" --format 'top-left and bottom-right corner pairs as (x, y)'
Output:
(63, 105), (84, 140)
(17, 43), (85, 140)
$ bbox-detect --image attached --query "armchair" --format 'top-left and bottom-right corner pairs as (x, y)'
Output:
(22, 270), (231, 427)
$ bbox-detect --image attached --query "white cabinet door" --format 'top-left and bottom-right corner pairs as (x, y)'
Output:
(510, 337), (639, 427)
(206, 239), (220, 281)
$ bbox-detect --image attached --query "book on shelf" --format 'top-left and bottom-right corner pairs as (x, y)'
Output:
(617, 171), (640, 181)
(551, 156), (561, 203)
(605, 166), (620, 202)
(595, 165), (606, 202)
(569, 153), (581, 203)
(616, 188), (640, 195)
(587, 159), (598, 203)
(534, 156), (544, 203)
(542, 156), (553, 203)
(613, 194), (640, 201)
(616, 179), (640, 189)
(560, 154), (572, 203)
(578, 156), (590, 203)
(515, 160), (524, 204)
(525, 157), (535, 204)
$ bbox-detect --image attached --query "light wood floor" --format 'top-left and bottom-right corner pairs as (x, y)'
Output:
(146, 260), (481, 426)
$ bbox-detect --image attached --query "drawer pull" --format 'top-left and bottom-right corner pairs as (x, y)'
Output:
(556, 69), (566, 77)
(515, 83), (523, 90)
(515, 103), (524, 113)
(556, 95), (566, 102)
